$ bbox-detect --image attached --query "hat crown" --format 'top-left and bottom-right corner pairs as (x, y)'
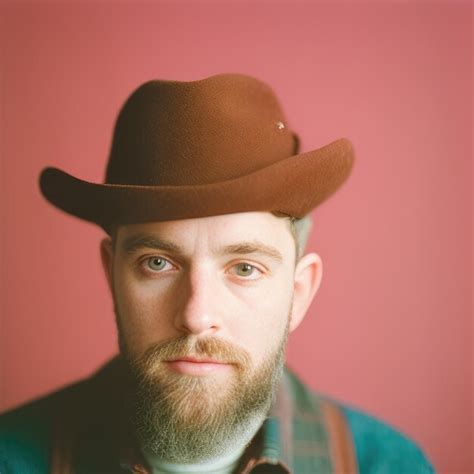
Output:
(105, 73), (299, 186)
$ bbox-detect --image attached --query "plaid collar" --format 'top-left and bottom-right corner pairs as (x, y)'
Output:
(117, 366), (339, 474)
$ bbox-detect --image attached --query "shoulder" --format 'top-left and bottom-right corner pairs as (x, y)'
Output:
(283, 366), (436, 473)
(338, 401), (435, 473)
(0, 357), (128, 473)
(0, 377), (89, 473)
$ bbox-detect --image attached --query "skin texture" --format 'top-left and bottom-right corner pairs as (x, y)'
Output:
(99, 211), (323, 462)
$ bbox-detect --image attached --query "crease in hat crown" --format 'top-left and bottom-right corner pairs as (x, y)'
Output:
(38, 72), (355, 234)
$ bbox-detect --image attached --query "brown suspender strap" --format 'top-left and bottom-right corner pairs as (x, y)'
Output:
(50, 395), (77, 474)
(50, 419), (75, 474)
(321, 399), (359, 473)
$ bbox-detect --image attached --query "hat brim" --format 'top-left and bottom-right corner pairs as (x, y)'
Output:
(39, 138), (354, 233)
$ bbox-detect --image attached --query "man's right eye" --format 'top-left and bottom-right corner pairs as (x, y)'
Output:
(143, 256), (173, 272)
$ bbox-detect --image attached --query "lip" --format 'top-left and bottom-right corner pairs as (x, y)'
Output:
(167, 356), (226, 364)
(165, 357), (232, 376)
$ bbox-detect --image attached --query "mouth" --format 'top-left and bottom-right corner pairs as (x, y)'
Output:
(167, 356), (227, 363)
(164, 357), (232, 376)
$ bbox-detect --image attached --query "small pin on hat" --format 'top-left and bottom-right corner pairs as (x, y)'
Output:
(276, 121), (285, 130)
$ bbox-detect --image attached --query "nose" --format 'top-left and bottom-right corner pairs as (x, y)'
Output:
(173, 265), (222, 336)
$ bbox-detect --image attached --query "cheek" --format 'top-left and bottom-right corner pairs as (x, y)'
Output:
(242, 270), (293, 317)
(115, 260), (172, 313)
(230, 276), (293, 358)
(112, 266), (178, 349)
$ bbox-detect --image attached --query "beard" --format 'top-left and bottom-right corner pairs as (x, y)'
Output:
(115, 307), (291, 464)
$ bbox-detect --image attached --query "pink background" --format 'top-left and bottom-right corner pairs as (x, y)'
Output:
(0, 1), (472, 472)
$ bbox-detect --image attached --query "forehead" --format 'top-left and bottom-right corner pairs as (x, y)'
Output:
(115, 211), (293, 257)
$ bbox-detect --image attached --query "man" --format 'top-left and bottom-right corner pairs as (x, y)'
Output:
(0, 73), (434, 473)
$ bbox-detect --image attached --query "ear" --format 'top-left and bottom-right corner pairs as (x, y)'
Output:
(100, 237), (114, 295)
(289, 252), (323, 332)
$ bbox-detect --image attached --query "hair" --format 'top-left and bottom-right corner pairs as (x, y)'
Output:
(269, 211), (312, 261)
(107, 212), (313, 262)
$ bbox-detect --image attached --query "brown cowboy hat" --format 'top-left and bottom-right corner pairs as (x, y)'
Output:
(39, 73), (355, 235)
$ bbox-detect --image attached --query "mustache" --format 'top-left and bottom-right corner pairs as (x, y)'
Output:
(131, 334), (252, 375)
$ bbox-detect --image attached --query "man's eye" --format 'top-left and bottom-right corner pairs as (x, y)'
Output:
(144, 256), (173, 272)
(232, 263), (262, 279)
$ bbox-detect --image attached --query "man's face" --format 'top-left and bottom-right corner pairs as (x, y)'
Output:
(100, 211), (320, 462)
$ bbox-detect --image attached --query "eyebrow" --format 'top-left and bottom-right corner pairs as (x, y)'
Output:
(121, 234), (284, 263)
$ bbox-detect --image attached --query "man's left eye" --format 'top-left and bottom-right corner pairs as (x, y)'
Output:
(232, 263), (262, 279)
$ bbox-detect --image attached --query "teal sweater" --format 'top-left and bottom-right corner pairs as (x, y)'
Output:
(0, 358), (435, 473)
